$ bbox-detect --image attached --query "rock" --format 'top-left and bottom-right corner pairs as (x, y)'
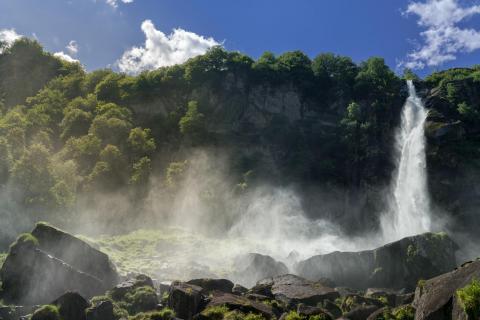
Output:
(186, 278), (234, 295)
(245, 293), (271, 302)
(413, 259), (480, 320)
(425, 120), (465, 142)
(168, 282), (205, 320)
(297, 304), (333, 318)
(86, 300), (115, 320)
(0, 233), (109, 305)
(395, 292), (415, 307)
(365, 288), (397, 307)
(52, 292), (89, 320)
(205, 291), (274, 319)
(343, 305), (381, 320)
(335, 287), (362, 297)
(366, 307), (388, 320)
(232, 284), (248, 295)
(31, 305), (61, 320)
(297, 232), (458, 290)
(233, 253), (288, 288)
(248, 282), (274, 298)
(31, 223), (118, 287)
(339, 295), (384, 313)
(0, 306), (38, 320)
(322, 300), (342, 319)
(258, 274), (339, 309)
(110, 274), (154, 300)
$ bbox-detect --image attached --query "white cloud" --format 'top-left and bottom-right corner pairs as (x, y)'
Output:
(54, 51), (79, 63)
(117, 20), (220, 74)
(66, 40), (78, 55)
(402, 0), (480, 69)
(0, 28), (22, 53)
(106, 0), (133, 8)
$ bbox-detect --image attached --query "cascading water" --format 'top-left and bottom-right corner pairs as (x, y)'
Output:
(381, 80), (431, 241)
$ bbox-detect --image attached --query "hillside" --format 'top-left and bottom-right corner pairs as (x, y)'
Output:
(0, 39), (479, 247)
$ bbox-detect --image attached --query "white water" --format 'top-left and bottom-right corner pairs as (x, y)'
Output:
(381, 80), (431, 241)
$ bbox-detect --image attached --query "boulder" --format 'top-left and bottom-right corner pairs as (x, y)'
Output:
(297, 304), (333, 318)
(31, 223), (118, 287)
(232, 284), (248, 295)
(0, 306), (38, 320)
(0, 224), (119, 305)
(168, 282), (205, 320)
(296, 232), (458, 290)
(205, 291), (274, 319)
(233, 253), (288, 288)
(343, 305), (381, 320)
(257, 274), (339, 309)
(322, 300), (342, 319)
(186, 278), (234, 295)
(52, 292), (89, 320)
(413, 259), (480, 320)
(85, 300), (115, 320)
(110, 274), (154, 300)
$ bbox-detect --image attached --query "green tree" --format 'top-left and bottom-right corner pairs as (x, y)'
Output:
(179, 101), (206, 144)
(127, 128), (156, 159)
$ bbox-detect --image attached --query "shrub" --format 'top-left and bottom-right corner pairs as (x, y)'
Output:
(31, 305), (61, 320)
(457, 279), (480, 319)
(129, 308), (175, 320)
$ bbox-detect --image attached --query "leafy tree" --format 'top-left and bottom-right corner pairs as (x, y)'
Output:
(60, 108), (93, 140)
(179, 101), (206, 144)
(130, 156), (152, 187)
(127, 128), (156, 159)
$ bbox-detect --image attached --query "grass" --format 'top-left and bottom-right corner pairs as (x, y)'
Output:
(81, 227), (261, 281)
(201, 305), (265, 320)
(457, 279), (480, 319)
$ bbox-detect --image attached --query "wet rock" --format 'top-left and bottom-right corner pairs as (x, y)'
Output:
(395, 292), (415, 307)
(366, 307), (388, 320)
(425, 120), (465, 142)
(245, 293), (270, 302)
(232, 284), (248, 295)
(0, 306), (38, 320)
(187, 278), (234, 295)
(52, 292), (89, 320)
(86, 300), (115, 320)
(322, 300), (342, 319)
(365, 288), (397, 307)
(297, 232), (458, 290)
(205, 291), (274, 319)
(234, 253), (288, 288)
(413, 260), (480, 320)
(168, 282), (204, 320)
(260, 274), (339, 308)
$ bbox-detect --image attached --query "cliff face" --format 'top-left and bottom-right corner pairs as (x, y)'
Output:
(419, 74), (480, 235)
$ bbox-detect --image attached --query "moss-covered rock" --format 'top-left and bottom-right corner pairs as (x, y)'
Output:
(31, 305), (61, 320)
(456, 278), (480, 319)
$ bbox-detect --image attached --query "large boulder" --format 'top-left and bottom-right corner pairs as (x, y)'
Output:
(0, 224), (119, 305)
(168, 282), (205, 320)
(296, 232), (458, 290)
(52, 292), (89, 320)
(186, 278), (234, 295)
(233, 253), (289, 288)
(255, 274), (339, 309)
(413, 260), (480, 320)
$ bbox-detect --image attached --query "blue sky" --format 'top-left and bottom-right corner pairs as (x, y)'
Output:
(1, 0), (480, 76)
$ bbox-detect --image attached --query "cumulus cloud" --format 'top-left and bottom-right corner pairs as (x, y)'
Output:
(54, 51), (79, 63)
(106, 0), (134, 8)
(0, 28), (22, 53)
(66, 40), (78, 55)
(402, 0), (480, 69)
(117, 20), (220, 74)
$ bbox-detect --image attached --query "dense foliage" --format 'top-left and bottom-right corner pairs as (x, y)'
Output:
(0, 38), (479, 239)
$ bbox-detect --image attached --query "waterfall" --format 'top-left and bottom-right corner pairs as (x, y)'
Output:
(381, 80), (431, 241)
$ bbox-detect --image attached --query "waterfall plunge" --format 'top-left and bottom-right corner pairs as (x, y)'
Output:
(381, 80), (431, 241)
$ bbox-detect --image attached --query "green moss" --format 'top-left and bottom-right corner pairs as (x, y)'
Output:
(31, 305), (61, 320)
(457, 278), (480, 319)
(285, 311), (304, 320)
(10, 233), (39, 249)
(202, 305), (230, 320)
(378, 296), (389, 306)
(123, 286), (159, 314)
(0, 253), (6, 266)
(391, 305), (415, 320)
(201, 306), (266, 320)
(129, 308), (175, 320)
(89, 295), (129, 319)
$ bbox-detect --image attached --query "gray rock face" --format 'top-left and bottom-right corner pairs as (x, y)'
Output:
(168, 282), (205, 320)
(296, 232), (458, 290)
(0, 223), (119, 305)
(256, 274), (339, 309)
(413, 260), (480, 320)
(233, 253), (289, 288)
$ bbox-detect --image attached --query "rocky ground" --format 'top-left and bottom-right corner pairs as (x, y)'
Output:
(0, 223), (478, 320)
